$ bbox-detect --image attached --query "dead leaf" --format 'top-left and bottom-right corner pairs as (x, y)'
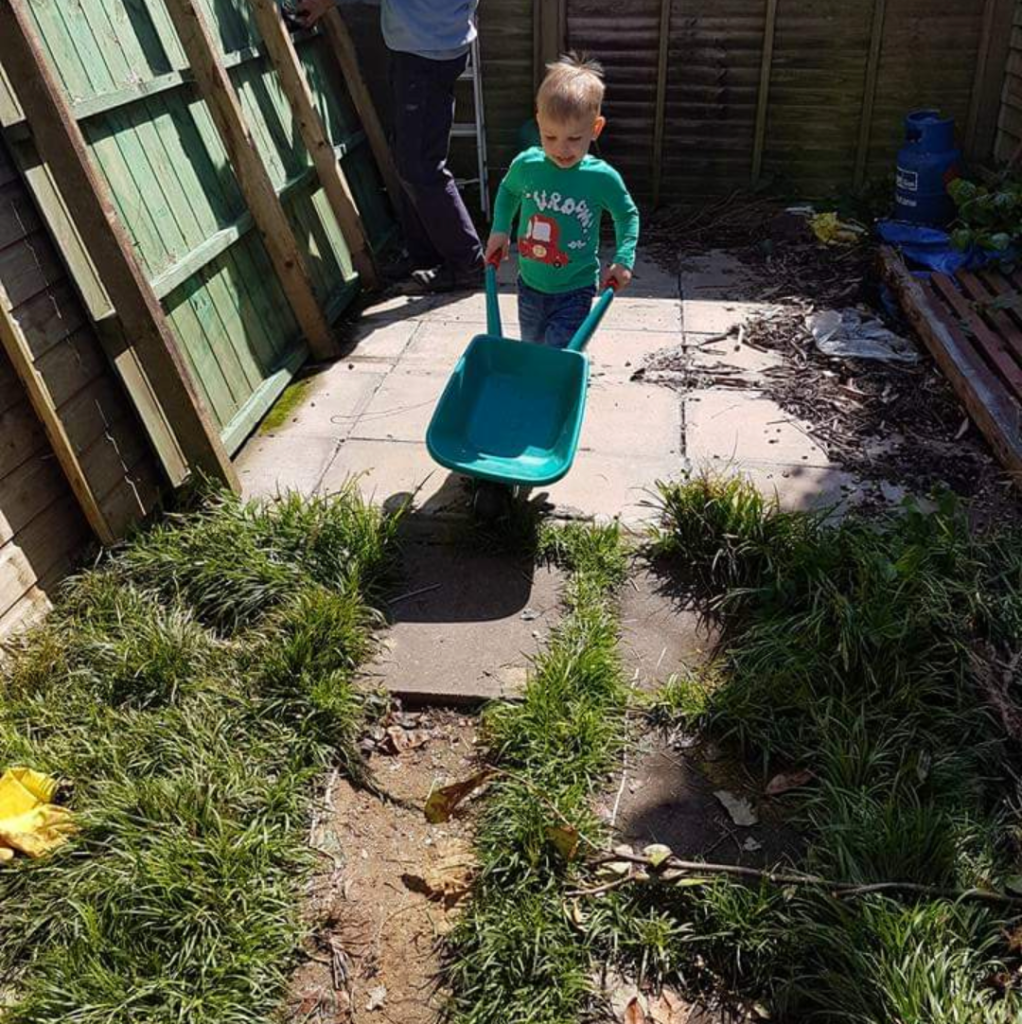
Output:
(366, 984), (387, 1011)
(649, 989), (690, 1023)
(546, 824), (580, 861)
(381, 726), (430, 755)
(403, 838), (477, 905)
(765, 769), (814, 796)
(643, 843), (673, 868)
(424, 770), (493, 824)
(624, 995), (648, 1024)
(714, 789), (758, 826)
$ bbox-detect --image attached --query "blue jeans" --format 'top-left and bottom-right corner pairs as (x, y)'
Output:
(518, 280), (596, 349)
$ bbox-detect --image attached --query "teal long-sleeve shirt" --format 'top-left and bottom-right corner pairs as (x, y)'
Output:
(492, 147), (640, 294)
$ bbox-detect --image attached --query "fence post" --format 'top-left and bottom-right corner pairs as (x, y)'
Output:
(966, 0), (1014, 161)
(246, 0), (379, 290)
(751, 0), (779, 184)
(0, 291), (116, 544)
(534, 0), (566, 88)
(854, 0), (887, 188)
(651, 0), (673, 209)
(163, 0), (339, 361)
(321, 9), (403, 208)
(0, 0), (238, 492)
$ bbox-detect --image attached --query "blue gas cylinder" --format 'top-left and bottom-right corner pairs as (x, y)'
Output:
(895, 110), (961, 226)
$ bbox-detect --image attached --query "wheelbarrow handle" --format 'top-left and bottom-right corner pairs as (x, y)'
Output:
(566, 280), (618, 353)
(485, 256), (503, 338)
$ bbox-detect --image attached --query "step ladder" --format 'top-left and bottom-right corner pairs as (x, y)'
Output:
(451, 35), (491, 220)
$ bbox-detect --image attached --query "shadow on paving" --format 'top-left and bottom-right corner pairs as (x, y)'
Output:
(363, 530), (564, 705)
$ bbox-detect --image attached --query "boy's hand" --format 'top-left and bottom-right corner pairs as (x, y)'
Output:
(296, 0), (334, 28)
(604, 264), (633, 291)
(484, 232), (510, 266)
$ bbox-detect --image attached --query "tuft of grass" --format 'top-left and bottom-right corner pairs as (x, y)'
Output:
(0, 486), (401, 1023)
(602, 472), (1022, 1018)
(644, 667), (716, 732)
(443, 522), (628, 1023)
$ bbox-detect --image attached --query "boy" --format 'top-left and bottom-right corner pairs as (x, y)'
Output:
(485, 55), (639, 348)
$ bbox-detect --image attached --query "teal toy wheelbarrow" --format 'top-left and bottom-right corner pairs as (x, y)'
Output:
(426, 259), (617, 505)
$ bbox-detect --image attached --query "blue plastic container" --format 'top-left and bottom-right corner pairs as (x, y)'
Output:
(895, 110), (961, 226)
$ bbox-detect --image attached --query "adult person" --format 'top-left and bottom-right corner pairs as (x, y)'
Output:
(297, 0), (485, 292)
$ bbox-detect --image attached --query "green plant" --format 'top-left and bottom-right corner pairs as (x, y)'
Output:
(603, 473), (1022, 1018)
(443, 523), (628, 1023)
(0, 486), (401, 1024)
(949, 178), (1020, 254)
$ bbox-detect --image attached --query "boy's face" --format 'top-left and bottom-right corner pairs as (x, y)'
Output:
(537, 111), (606, 169)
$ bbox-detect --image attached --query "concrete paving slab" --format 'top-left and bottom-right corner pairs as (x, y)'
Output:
(339, 317), (421, 360)
(320, 438), (467, 516)
(682, 298), (776, 335)
(685, 389), (833, 468)
(694, 458), (861, 512)
(366, 540), (563, 704)
(582, 379), (681, 458)
(349, 369), (446, 444)
(418, 289), (521, 327)
(259, 368), (385, 440)
(603, 736), (800, 868)
(588, 328), (680, 375)
(601, 294), (682, 333)
(627, 259), (680, 299)
(685, 333), (785, 378)
(680, 249), (762, 300)
(401, 319), (484, 369)
(541, 449), (683, 525)
(237, 433), (338, 499)
(620, 566), (717, 691)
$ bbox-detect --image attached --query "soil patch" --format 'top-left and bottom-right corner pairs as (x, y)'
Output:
(287, 710), (480, 1024)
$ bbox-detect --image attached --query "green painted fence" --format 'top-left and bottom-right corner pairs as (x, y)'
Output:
(1, 0), (393, 454)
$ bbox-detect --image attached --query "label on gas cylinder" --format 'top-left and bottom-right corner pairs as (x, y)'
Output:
(896, 168), (919, 192)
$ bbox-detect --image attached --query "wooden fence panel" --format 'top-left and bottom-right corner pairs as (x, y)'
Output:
(996, 0), (1022, 161)
(3, 0), (393, 453)
(562, 0), (1003, 203)
(0, 132), (162, 635)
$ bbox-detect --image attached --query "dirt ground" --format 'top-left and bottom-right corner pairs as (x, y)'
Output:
(287, 710), (481, 1024)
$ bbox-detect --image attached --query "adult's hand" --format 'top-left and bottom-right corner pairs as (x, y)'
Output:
(296, 0), (334, 28)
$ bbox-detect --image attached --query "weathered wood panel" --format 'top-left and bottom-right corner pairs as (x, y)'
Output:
(0, 131), (162, 635)
(563, 0), (999, 201)
(996, 0), (1022, 161)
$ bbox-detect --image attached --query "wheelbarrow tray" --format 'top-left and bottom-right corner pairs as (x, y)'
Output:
(426, 333), (589, 487)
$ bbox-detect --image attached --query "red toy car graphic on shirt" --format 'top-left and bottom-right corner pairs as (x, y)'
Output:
(519, 214), (570, 267)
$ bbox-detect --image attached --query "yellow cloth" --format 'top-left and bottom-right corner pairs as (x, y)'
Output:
(810, 211), (867, 246)
(0, 767), (75, 860)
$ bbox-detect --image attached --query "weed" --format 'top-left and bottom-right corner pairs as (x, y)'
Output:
(0, 486), (400, 1023)
(621, 472), (1022, 1018)
(443, 523), (628, 1022)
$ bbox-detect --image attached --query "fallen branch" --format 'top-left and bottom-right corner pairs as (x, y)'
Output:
(580, 851), (1022, 907)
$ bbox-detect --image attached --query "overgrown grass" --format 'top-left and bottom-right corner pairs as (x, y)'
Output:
(443, 522), (628, 1023)
(0, 484), (400, 1023)
(599, 473), (1022, 1020)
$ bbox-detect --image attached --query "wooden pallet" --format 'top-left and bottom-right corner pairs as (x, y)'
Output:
(880, 246), (1022, 485)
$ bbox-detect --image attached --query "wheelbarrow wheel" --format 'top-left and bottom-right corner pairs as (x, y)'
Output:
(473, 481), (513, 522)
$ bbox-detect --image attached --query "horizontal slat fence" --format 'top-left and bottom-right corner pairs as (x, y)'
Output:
(996, 0), (1022, 161)
(566, 0), (1009, 204)
(0, 132), (162, 635)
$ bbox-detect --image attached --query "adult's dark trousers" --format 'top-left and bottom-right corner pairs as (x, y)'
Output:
(389, 49), (483, 273)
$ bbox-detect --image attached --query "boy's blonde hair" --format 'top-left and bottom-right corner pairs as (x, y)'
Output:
(537, 53), (605, 123)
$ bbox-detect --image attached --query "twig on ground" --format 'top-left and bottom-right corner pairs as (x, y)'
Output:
(584, 851), (1022, 907)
